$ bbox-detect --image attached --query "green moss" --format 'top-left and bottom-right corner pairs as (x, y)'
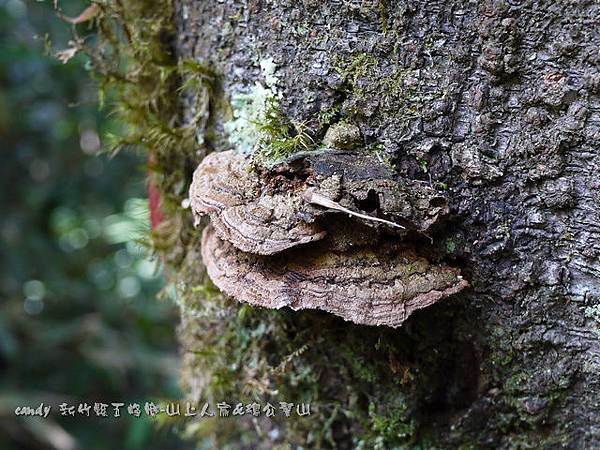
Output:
(322, 122), (362, 150)
(417, 156), (429, 173)
(333, 52), (378, 96)
(253, 99), (314, 167)
(81, 0), (223, 269)
(317, 103), (341, 127)
(331, 52), (425, 144)
(378, 0), (389, 34)
(445, 238), (457, 254)
(222, 58), (314, 167)
(366, 398), (415, 449)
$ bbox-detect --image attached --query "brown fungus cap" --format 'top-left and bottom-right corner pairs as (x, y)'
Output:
(189, 150), (326, 255)
(190, 150), (450, 257)
(201, 224), (469, 328)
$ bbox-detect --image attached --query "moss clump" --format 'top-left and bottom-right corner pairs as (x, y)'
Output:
(445, 238), (457, 254)
(322, 122), (362, 150)
(253, 99), (314, 166)
(332, 52), (423, 130)
(334, 52), (378, 92)
(378, 0), (389, 34)
(317, 103), (342, 127)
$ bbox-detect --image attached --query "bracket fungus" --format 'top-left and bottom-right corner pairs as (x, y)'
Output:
(189, 150), (326, 255)
(202, 225), (468, 328)
(190, 149), (468, 327)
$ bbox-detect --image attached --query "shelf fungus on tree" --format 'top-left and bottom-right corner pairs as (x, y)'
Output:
(190, 149), (468, 327)
(201, 224), (468, 328)
(189, 150), (327, 255)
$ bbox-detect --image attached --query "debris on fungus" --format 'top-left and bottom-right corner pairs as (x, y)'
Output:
(302, 188), (405, 229)
(201, 224), (468, 328)
(303, 151), (449, 234)
(189, 149), (467, 326)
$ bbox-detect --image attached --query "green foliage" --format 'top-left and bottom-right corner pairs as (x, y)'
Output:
(317, 103), (341, 127)
(366, 399), (414, 449)
(0, 0), (185, 448)
(62, 0), (223, 276)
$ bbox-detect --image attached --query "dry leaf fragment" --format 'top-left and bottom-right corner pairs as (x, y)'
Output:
(302, 188), (405, 229)
(56, 46), (78, 64)
(61, 4), (100, 25)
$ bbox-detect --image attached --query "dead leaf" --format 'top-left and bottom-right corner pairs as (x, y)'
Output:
(55, 45), (78, 64)
(61, 3), (99, 24)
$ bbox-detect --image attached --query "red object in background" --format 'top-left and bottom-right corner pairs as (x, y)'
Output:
(148, 181), (165, 230)
(148, 154), (165, 230)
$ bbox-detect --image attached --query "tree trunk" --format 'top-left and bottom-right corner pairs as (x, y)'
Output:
(173, 0), (600, 448)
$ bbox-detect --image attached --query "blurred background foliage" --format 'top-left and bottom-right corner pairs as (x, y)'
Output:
(0, 0), (185, 448)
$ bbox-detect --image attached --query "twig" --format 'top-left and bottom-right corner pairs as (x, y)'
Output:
(302, 188), (405, 229)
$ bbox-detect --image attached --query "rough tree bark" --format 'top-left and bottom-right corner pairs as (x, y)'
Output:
(172, 0), (600, 448)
